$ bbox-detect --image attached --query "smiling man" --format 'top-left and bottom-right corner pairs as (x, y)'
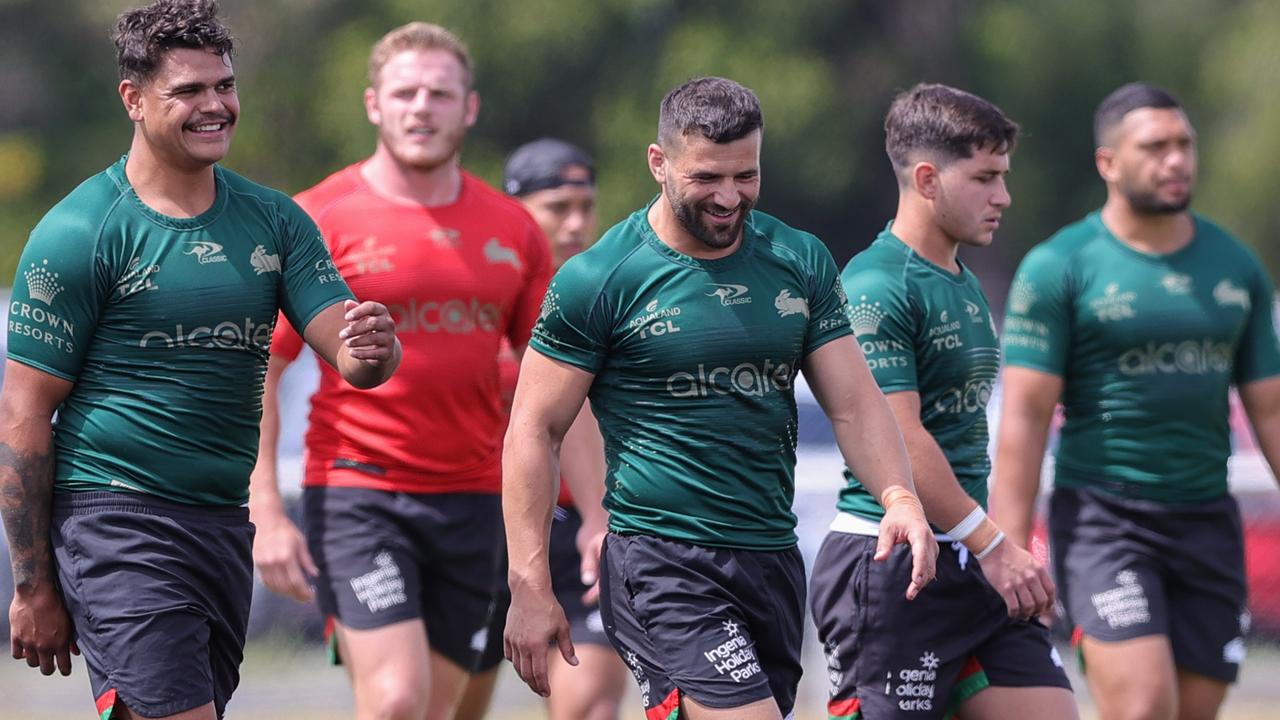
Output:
(993, 82), (1280, 720)
(0, 2), (400, 719)
(246, 21), (551, 720)
(502, 76), (936, 720)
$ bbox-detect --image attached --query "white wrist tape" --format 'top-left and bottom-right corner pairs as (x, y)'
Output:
(975, 531), (1006, 560)
(946, 506), (987, 542)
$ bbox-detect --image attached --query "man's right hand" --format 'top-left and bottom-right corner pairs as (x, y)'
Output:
(876, 488), (938, 600)
(504, 581), (576, 698)
(978, 538), (1055, 619)
(9, 584), (78, 676)
(251, 508), (318, 603)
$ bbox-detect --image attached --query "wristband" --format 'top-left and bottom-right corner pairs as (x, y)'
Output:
(880, 486), (921, 510)
(946, 506), (987, 542)
(975, 530), (1006, 560)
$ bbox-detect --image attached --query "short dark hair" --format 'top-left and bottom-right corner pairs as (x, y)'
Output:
(114, 0), (234, 85)
(884, 83), (1019, 182)
(657, 77), (764, 147)
(1093, 82), (1183, 147)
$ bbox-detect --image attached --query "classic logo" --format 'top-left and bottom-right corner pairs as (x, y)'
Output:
(706, 283), (752, 306)
(1162, 273), (1192, 295)
(185, 240), (228, 264)
(848, 295), (886, 337)
(965, 300), (983, 322)
(774, 289), (809, 319)
(1214, 279), (1250, 310)
(1008, 278), (1037, 315)
(250, 245), (281, 275)
(484, 238), (522, 271)
(23, 259), (64, 305)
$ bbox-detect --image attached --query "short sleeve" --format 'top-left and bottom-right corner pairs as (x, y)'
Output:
(1002, 244), (1072, 376)
(276, 199), (354, 337)
(801, 241), (855, 356)
(1233, 262), (1280, 385)
(505, 218), (553, 350)
(528, 256), (610, 373)
(7, 212), (109, 381)
(841, 267), (918, 392)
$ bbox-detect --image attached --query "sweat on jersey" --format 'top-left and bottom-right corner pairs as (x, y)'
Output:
(271, 165), (551, 495)
(6, 157), (353, 506)
(529, 202), (853, 551)
(1003, 211), (1280, 503)
(837, 225), (1000, 522)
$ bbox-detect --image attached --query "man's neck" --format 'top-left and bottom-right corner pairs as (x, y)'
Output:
(646, 195), (740, 260)
(1100, 196), (1193, 255)
(361, 145), (463, 207)
(890, 198), (961, 273)
(124, 136), (217, 218)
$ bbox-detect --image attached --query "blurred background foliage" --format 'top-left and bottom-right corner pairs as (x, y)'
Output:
(2, 0), (1278, 307)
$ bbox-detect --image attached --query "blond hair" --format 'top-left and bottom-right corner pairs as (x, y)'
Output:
(368, 22), (473, 88)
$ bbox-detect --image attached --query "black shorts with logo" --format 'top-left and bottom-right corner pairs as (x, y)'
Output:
(599, 533), (805, 718)
(810, 531), (1070, 719)
(551, 505), (610, 647)
(1050, 486), (1248, 683)
(51, 491), (254, 720)
(303, 487), (508, 672)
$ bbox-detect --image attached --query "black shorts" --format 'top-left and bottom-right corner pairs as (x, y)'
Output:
(550, 505), (609, 647)
(1050, 486), (1248, 683)
(810, 531), (1070, 719)
(599, 533), (805, 718)
(303, 487), (507, 671)
(51, 491), (254, 720)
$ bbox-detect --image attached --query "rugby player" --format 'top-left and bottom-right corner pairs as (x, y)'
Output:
(993, 82), (1280, 720)
(1, 2), (399, 718)
(496, 138), (628, 720)
(247, 22), (550, 720)
(811, 83), (1075, 720)
(503, 76), (937, 720)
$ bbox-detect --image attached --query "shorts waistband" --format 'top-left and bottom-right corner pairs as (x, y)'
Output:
(53, 490), (249, 523)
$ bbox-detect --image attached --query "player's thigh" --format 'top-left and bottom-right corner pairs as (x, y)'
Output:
(955, 686), (1077, 720)
(1079, 634), (1177, 720)
(1174, 669), (1229, 720)
(425, 650), (474, 720)
(681, 694), (782, 720)
(452, 665), (502, 720)
(547, 643), (629, 720)
(337, 618), (433, 708)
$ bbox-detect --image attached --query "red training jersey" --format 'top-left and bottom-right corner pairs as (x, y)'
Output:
(274, 164), (551, 494)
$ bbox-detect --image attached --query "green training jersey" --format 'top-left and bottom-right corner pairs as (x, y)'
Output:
(530, 203), (853, 550)
(7, 157), (352, 506)
(1003, 211), (1280, 503)
(836, 225), (1000, 521)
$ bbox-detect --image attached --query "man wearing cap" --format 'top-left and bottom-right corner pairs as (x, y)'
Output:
(247, 22), (553, 720)
(491, 139), (630, 720)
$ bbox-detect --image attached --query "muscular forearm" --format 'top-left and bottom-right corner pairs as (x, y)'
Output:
(503, 423), (560, 591)
(899, 423), (981, 529)
(832, 393), (916, 502)
(558, 402), (606, 528)
(991, 417), (1050, 548)
(0, 435), (56, 592)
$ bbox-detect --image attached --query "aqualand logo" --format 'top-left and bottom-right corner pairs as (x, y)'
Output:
(707, 283), (752, 306)
(666, 358), (795, 398)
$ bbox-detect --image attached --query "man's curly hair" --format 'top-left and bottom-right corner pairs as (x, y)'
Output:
(114, 0), (234, 84)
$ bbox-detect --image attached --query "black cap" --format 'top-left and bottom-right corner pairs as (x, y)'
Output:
(503, 138), (595, 196)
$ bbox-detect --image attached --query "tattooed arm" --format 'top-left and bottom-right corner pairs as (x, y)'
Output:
(1, 360), (76, 676)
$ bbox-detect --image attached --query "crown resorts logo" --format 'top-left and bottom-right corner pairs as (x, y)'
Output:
(848, 295), (886, 337)
(24, 259), (64, 305)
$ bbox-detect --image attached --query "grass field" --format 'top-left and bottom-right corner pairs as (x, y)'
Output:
(8, 637), (1280, 719)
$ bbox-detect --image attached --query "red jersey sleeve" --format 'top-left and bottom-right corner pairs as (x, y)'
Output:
(506, 218), (552, 350)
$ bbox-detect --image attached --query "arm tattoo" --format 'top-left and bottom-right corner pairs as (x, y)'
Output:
(0, 441), (56, 590)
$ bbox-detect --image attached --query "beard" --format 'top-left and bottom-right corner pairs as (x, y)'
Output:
(666, 180), (754, 250)
(1121, 179), (1192, 215)
(384, 121), (467, 172)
